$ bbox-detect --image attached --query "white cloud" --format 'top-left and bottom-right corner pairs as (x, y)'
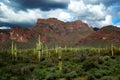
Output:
(100, 15), (113, 26)
(68, 0), (87, 15)
(67, 0), (113, 27)
(87, 3), (106, 19)
(56, 11), (72, 21)
(44, 9), (72, 21)
(0, 2), (72, 25)
(0, 2), (43, 24)
(0, 0), (116, 28)
(0, 26), (11, 29)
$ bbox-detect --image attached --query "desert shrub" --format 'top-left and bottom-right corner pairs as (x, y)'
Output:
(93, 71), (103, 79)
(101, 76), (112, 80)
(98, 57), (104, 64)
(47, 67), (56, 72)
(113, 64), (120, 74)
(115, 75), (120, 80)
(45, 72), (64, 80)
(46, 73), (57, 80)
(82, 58), (99, 71)
(10, 76), (18, 80)
(54, 72), (64, 79)
(62, 63), (75, 73)
(65, 71), (78, 80)
(87, 74), (96, 80)
(31, 67), (48, 80)
(96, 69), (111, 76)
(103, 56), (111, 61)
(75, 66), (85, 76)
(63, 66), (70, 73)
(71, 52), (87, 62)
(0, 73), (11, 80)
(41, 59), (54, 67)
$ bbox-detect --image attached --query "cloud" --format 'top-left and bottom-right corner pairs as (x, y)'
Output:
(0, 2), (42, 26)
(84, 0), (120, 6)
(0, 26), (10, 29)
(68, 0), (87, 15)
(0, 2), (72, 26)
(5, 0), (69, 11)
(0, 3), (42, 24)
(100, 15), (113, 26)
(0, 0), (120, 28)
(67, 0), (111, 27)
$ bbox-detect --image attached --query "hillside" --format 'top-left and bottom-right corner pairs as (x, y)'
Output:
(0, 18), (94, 48)
(77, 25), (120, 47)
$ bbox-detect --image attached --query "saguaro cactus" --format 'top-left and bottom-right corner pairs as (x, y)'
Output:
(11, 41), (17, 61)
(36, 35), (42, 61)
(11, 41), (14, 56)
(58, 47), (62, 72)
(14, 44), (17, 60)
(45, 45), (49, 58)
(111, 44), (114, 56)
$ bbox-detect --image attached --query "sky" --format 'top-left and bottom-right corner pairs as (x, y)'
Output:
(0, 0), (120, 29)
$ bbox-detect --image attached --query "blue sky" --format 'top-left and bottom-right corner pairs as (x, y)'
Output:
(0, 0), (120, 28)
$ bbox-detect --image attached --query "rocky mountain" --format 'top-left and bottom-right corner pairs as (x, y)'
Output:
(0, 18), (94, 48)
(32, 18), (94, 45)
(1, 18), (120, 48)
(0, 29), (10, 42)
(77, 25), (120, 47)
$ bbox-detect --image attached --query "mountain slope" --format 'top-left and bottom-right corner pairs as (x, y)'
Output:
(0, 18), (94, 48)
(32, 18), (94, 45)
(77, 25), (120, 47)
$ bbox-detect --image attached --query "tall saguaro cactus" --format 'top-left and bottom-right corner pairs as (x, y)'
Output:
(58, 47), (62, 72)
(11, 41), (17, 61)
(14, 44), (17, 60)
(36, 35), (42, 61)
(111, 44), (114, 56)
(11, 41), (14, 56)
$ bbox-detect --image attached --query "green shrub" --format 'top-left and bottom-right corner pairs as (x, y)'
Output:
(65, 71), (78, 80)
(82, 58), (99, 71)
(10, 77), (18, 80)
(87, 74), (96, 80)
(115, 75), (120, 80)
(101, 76), (112, 80)
(94, 72), (103, 79)
(76, 67), (85, 76)
(45, 72), (64, 80)
(45, 73), (56, 80)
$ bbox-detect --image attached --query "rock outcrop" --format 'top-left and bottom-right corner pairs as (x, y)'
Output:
(76, 25), (120, 47)
(0, 18), (94, 48)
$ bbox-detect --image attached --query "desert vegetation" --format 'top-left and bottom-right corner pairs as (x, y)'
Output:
(0, 39), (120, 80)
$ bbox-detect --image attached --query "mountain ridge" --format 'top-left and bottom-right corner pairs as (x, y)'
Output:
(0, 18), (120, 48)
(76, 25), (120, 47)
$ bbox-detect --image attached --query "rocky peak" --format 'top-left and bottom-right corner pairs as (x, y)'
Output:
(10, 27), (32, 42)
(76, 25), (120, 46)
(0, 18), (94, 47)
(0, 29), (10, 42)
(64, 20), (92, 30)
(36, 18), (93, 30)
(33, 18), (94, 45)
(36, 18), (64, 27)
